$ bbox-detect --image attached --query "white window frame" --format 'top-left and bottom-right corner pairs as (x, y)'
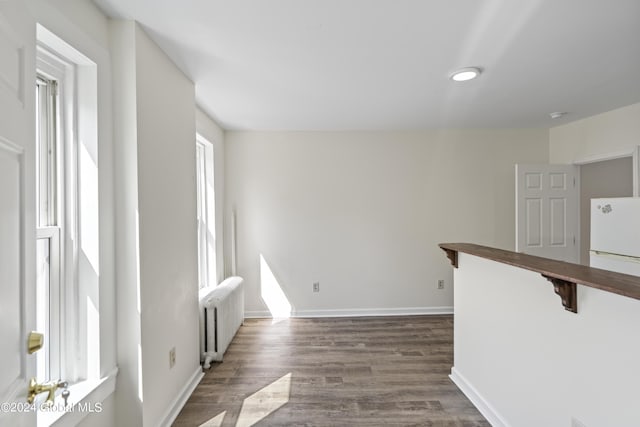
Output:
(35, 74), (58, 382)
(36, 29), (99, 388)
(35, 57), (74, 385)
(196, 134), (217, 288)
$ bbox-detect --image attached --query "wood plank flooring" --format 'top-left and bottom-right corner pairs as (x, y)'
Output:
(173, 315), (489, 427)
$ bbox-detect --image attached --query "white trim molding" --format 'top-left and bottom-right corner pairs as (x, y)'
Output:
(158, 367), (204, 427)
(244, 306), (453, 319)
(573, 149), (635, 165)
(449, 367), (510, 427)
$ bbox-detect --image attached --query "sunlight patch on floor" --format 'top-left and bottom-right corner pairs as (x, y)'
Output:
(198, 410), (225, 427)
(235, 372), (292, 427)
(260, 254), (292, 323)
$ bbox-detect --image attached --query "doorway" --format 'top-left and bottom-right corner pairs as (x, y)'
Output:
(579, 157), (634, 265)
(516, 148), (638, 264)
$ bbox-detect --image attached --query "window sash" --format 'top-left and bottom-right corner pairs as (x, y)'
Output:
(36, 53), (78, 383)
(196, 141), (210, 288)
(35, 74), (62, 382)
(36, 77), (58, 228)
(196, 137), (218, 289)
(36, 228), (61, 381)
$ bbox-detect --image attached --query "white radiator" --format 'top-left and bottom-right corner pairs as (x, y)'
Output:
(198, 276), (244, 369)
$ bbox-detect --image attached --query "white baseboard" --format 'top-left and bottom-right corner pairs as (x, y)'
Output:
(449, 367), (510, 427)
(244, 306), (453, 318)
(159, 367), (204, 427)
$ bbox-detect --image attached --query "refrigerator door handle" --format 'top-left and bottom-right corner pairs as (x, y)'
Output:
(590, 250), (640, 264)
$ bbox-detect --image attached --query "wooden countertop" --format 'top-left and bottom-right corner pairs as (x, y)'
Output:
(439, 243), (640, 312)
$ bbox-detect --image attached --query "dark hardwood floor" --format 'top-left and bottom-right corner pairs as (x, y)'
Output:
(173, 315), (489, 426)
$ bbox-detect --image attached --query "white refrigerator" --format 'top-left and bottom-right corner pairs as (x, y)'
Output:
(590, 197), (640, 276)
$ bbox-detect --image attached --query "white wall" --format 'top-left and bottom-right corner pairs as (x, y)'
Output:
(550, 102), (640, 163)
(111, 21), (201, 427)
(134, 24), (201, 427)
(110, 19), (144, 426)
(196, 108), (226, 284)
(451, 253), (640, 427)
(225, 130), (548, 316)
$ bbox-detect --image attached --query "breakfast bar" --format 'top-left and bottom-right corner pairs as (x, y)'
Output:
(439, 243), (640, 427)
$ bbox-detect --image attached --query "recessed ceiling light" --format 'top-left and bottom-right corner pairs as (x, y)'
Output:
(549, 111), (568, 119)
(450, 67), (482, 82)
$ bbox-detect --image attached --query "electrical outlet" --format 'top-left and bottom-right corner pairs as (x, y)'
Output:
(437, 279), (445, 289)
(169, 347), (176, 368)
(313, 282), (320, 292)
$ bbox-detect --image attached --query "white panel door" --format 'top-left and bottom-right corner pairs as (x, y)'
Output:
(515, 164), (580, 263)
(0, 1), (36, 426)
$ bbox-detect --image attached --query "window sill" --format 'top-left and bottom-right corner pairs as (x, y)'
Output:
(38, 367), (118, 427)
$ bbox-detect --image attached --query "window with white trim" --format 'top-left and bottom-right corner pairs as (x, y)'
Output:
(35, 74), (62, 381)
(196, 135), (217, 288)
(35, 30), (101, 391)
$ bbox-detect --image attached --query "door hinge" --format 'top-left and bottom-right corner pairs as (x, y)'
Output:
(573, 236), (576, 246)
(573, 177), (576, 187)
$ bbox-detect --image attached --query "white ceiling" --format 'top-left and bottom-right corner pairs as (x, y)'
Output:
(93, 0), (640, 131)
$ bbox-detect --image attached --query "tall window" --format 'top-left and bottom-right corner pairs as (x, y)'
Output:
(196, 136), (217, 288)
(35, 74), (62, 381)
(35, 27), (101, 388)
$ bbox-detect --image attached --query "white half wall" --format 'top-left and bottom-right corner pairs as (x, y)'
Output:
(225, 130), (548, 316)
(452, 252), (640, 427)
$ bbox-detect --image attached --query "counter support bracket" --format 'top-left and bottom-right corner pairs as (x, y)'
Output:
(442, 248), (458, 268)
(542, 275), (577, 313)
